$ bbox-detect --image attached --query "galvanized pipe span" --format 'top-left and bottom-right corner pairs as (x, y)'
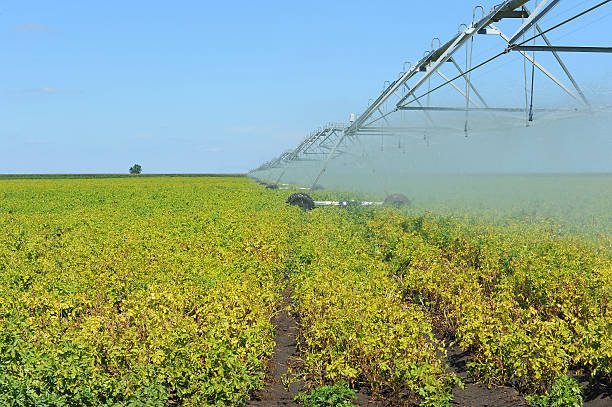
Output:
(250, 0), (611, 193)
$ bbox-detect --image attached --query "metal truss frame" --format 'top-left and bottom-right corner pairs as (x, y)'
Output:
(250, 0), (611, 189)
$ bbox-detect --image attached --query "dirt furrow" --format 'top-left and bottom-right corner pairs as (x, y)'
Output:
(248, 285), (302, 406)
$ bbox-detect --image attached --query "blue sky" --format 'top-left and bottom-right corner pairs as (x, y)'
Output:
(1, 0), (611, 173)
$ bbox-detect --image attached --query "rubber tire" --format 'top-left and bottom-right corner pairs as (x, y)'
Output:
(286, 193), (315, 211)
(384, 193), (411, 207)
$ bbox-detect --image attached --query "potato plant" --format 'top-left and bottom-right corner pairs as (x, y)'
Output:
(288, 208), (458, 405)
(1, 176), (610, 405)
(0, 177), (297, 406)
(365, 208), (611, 393)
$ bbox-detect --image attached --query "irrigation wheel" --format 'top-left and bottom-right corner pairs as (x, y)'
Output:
(286, 193), (315, 211)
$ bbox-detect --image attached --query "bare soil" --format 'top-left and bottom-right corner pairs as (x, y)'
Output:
(447, 347), (527, 407)
(446, 346), (611, 407)
(248, 286), (302, 407)
(578, 374), (612, 407)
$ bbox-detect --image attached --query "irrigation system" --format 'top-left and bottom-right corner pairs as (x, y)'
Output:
(249, 0), (612, 210)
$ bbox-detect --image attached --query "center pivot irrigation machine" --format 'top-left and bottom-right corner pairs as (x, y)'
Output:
(249, 0), (612, 211)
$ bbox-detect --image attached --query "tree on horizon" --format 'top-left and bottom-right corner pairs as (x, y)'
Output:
(129, 164), (142, 174)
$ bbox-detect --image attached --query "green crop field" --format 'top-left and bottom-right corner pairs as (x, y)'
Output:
(0, 175), (610, 406)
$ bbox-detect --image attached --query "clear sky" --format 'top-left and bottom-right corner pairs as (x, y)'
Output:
(1, 0), (611, 173)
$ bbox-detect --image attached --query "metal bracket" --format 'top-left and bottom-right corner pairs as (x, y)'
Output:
(477, 27), (502, 35)
(493, 10), (529, 21)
